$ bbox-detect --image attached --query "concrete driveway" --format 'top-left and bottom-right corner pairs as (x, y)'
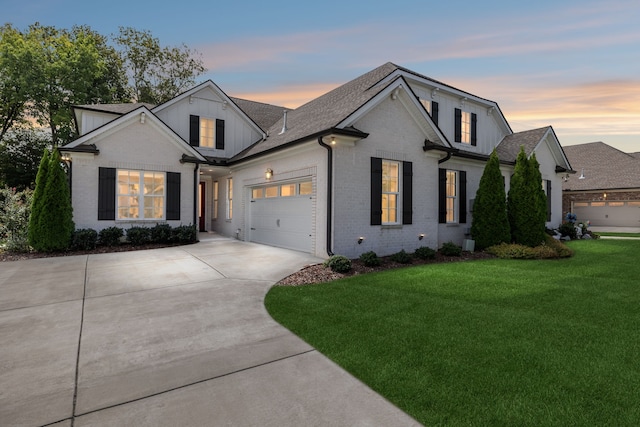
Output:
(0, 235), (420, 426)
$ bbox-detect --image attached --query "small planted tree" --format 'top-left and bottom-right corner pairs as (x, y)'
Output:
(527, 153), (548, 245)
(508, 147), (545, 247)
(471, 150), (510, 249)
(28, 149), (74, 251)
(27, 148), (50, 249)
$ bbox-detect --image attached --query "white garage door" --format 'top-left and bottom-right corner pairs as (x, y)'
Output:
(249, 181), (313, 252)
(573, 201), (640, 227)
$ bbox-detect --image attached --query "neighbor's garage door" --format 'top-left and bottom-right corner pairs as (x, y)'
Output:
(573, 201), (640, 227)
(249, 181), (313, 252)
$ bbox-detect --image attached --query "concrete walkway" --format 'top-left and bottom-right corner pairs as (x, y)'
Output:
(0, 235), (421, 426)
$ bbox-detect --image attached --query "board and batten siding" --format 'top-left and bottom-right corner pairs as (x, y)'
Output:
(154, 86), (263, 159)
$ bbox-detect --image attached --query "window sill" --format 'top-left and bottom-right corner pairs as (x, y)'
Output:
(381, 224), (402, 229)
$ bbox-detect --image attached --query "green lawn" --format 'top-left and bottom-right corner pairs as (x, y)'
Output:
(597, 232), (640, 238)
(266, 240), (640, 426)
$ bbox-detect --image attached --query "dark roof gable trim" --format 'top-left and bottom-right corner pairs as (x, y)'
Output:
(226, 127), (369, 166)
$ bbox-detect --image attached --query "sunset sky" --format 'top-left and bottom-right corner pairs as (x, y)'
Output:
(5, 0), (640, 152)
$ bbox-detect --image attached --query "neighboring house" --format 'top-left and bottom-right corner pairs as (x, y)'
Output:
(562, 142), (640, 227)
(61, 62), (573, 258)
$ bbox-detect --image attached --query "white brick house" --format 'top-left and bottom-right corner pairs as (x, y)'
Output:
(61, 62), (573, 258)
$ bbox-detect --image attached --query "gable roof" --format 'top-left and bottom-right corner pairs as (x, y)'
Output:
(230, 97), (289, 131)
(496, 127), (551, 162)
(73, 103), (156, 115)
(63, 106), (206, 161)
(232, 62), (449, 161)
(152, 80), (266, 138)
(563, 142), (640, 191)
(496, 126), (572, 172)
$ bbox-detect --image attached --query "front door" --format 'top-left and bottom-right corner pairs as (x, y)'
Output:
(199, 182), (206, 231)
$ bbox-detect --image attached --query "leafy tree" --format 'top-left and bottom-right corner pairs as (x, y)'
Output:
(471, 150), (510, 249)
(0, 128), (51, 190)
(28, 149), (73, 251)
(507, 147), (545, 247)
(0, 24), (39, 141)
(114, 27), (206, 104)
(27, 148), (50, 248)
(27, 23), (130, 145)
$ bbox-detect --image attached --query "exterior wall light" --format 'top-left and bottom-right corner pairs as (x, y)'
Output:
(358, 236), (364, 244)
(265, 168), (273, 179)
(140, 112), (146, 124)
(419, 233), (425, 240)
(331, 136), (336, 145)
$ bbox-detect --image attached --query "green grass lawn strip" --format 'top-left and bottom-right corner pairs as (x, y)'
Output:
(266, 240), (640, 426)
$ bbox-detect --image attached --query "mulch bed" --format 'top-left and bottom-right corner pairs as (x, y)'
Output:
(277, 251), (495, 286)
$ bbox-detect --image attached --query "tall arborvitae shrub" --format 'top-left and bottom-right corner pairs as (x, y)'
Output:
(471, 150), (510, 249)
(507, 147), (545, 247)
(527, 153), (548, 245)
(27, 149), (50, 249)
(29, 149), (74, 251)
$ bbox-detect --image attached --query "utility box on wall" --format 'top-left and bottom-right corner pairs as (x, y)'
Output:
(463, 239), (475, 252)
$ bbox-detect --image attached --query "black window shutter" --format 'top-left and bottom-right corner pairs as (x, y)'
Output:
(189, 115), (199, 146)
(166, 172), (181, 220)
(215, 119), (225, 150)
(432, 101), (439, 126)
(459, 170), (467, 224)
(98, 167), (116, 220)
(546, 180), (552, 221)
(454, 108), (462, 142)
(370, 157), (382, 225)
(402, 161), (412, 225)
(438, 168), (447, 223)
(471, 113), (477, 146)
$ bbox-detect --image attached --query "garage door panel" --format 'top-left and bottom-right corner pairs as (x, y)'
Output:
(573, 201), (640, 227)
(250, 195), (312, 252)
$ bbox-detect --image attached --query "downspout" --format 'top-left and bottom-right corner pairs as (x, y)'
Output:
(317, 136), (334, 256)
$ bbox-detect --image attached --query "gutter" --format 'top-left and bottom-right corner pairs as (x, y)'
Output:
(317, 136), (334, 257)
(423, 140), (458, 164)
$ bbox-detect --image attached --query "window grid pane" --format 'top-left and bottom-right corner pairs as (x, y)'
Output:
(446, 170), (457, 222)
(381, 160), (400, 224)
(461, 111), (471, 144)
(299, 181), (312, 195)
(200, 118), (215, 147)
(117, 170), (165, 220)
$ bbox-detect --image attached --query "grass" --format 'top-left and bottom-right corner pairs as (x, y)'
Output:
(266, 240), (640, 426)
(596, 232), (640, 238)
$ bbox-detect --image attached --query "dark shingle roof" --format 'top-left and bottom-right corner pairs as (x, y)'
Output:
(230, 97), (288, 131)
(496, 127), (550, 162)
(562, 142), (640, 191)
(232, 62), (401, 160)
(74, 103), (156, 115)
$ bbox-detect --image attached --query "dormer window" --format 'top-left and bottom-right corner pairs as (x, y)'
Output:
(189, 115), (225, 149)
(200, 118), (215, 147)
(454, 108), (477, 145)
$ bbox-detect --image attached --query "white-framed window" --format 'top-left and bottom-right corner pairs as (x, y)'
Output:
(446, 170), (457, 223)
(117, 170), (165, 220)
(213, 181), (219, 220)
(419, 98), (431, 114)
(382, 160), (400, 224)
(200, 117), (215, 147)
(460, 111), (471, 144)
(226, 178), (233, 220)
